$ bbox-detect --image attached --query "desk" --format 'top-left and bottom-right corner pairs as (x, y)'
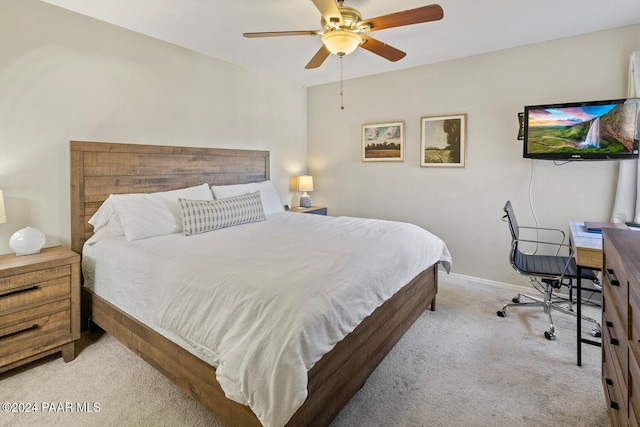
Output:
(569, 221), (602, 367)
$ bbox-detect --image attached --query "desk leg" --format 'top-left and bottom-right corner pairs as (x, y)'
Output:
(577, 267), (582, 366)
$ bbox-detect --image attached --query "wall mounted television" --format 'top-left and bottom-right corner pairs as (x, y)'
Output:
(523, 98), (640, 160)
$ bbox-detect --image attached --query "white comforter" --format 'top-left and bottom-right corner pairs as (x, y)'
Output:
(83, 212), (451, 427)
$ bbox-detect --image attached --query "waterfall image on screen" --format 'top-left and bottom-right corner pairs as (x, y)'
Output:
(524, 99), (639, 160)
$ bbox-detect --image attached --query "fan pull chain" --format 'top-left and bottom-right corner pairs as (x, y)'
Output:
(339, 53), (345, 110)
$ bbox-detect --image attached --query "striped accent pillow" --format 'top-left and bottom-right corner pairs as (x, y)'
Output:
(178, 192), (265, 236)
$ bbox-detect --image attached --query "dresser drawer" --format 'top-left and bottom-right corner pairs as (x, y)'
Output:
(604, 299), (630, 388)
(604, 339), (629, 426)
(604, 237), (631, 329)
(629, 348), (640, 427)
(630, 278), (640, 355)
(0, 274), (71, 313)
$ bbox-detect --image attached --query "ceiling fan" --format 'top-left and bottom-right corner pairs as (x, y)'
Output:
(243, 0), (444, 69)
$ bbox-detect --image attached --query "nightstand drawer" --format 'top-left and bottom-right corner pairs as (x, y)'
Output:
(306, 207), (327, 215)
(0, 265), (70, 293)
(0, 309), (71, 360)
(0, 275), (71, 313)
(0, 299), (70, 329)
(290, 206), (327, 215)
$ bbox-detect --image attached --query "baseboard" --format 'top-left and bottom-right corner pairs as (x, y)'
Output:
(444, 272), (528, 292)
(444, 271), (602, 304)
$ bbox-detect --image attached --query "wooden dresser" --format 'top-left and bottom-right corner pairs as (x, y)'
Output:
(0, 246), (80, 373)
(602, 228), (640, 426)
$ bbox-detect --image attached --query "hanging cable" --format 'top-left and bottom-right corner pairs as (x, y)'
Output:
(339, 53), (345, 110)
(528, 159), (540, 254)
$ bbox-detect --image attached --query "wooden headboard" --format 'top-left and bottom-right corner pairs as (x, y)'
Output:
(70, 141), (270, 253)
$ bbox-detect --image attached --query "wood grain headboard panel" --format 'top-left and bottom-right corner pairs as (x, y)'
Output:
(70, 141), (270, 253)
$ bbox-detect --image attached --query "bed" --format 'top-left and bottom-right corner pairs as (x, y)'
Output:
(70, 141), (451, 427)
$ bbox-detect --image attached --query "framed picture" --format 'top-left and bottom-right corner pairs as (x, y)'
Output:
(361, 121), (405, 162)
(420, 114), (466, 167)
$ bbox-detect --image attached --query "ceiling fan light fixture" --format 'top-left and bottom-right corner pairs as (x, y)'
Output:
(321, 30), (362, 56)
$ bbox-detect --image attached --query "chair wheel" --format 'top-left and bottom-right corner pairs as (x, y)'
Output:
(497, 310), (506, 317)
(511, 297), (520, 303)
(544, 331), (556, 340)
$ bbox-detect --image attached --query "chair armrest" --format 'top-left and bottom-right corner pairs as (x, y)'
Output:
(514, 238), (574, 257)
(518, 225), (567, 244)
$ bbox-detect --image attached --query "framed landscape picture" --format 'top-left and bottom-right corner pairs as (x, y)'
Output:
(361, 121), (405, 162)
(420, 114), (466, 167)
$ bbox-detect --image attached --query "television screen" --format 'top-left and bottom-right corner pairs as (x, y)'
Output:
(523, 98), (640, 160)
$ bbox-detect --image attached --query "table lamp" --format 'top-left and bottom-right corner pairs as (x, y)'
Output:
(297, 175), (313, 208)
(1, 190), (46, 256)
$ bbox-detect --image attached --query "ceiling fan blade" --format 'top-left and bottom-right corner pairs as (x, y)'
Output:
(311, 0), (343, 25)
(305, 45), (331, 69)
(244, 30), (320, 38)
(361, 4), (444, 31)
(359, 35), (406, 62)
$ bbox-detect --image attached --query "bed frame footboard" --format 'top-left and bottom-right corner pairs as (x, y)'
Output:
(81, 264), (437, 426)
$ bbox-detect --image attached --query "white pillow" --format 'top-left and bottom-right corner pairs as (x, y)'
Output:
(85, 213), (125, 245)
(179, 192), (265, 236)
(110, 183), (213, 241)
(86, 196), (126, 245)
(88, 195), (117, 231)
(211, 181), (284, 216)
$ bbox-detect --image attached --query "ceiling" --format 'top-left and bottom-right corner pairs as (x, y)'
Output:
(41, 0), (640, 87)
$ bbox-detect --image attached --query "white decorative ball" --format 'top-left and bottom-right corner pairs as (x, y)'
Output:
(9, 227), (46, 256)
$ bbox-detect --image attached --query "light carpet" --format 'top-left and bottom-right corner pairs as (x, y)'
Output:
(0, 274), (608, 427)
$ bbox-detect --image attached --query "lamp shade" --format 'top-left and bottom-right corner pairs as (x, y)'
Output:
(321, 30), (362, 56)
(297, 175), (314, 192)
(0, 190), (5, 224)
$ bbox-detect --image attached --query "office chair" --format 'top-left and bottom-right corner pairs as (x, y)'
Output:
(496, 201), (601, 340)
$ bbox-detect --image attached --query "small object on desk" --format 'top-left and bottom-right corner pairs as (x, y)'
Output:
(575, 223), (603, 239)
(624, 221), (640, 229)
(583, 221), (628, 233)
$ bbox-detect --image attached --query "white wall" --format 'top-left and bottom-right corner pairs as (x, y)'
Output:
(308, 24), (640, 285)
(3, 0), (637, 287)
(0, 0), (307, 255)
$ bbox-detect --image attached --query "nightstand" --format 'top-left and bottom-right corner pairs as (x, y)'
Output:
(0, 246), (80, 373)
(290, 206), (328, 215)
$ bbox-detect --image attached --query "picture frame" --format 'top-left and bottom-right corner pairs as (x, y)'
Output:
(517, 112), (524, 140)
(420, 114), (466, 167)
(361, 121), (405, 162)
